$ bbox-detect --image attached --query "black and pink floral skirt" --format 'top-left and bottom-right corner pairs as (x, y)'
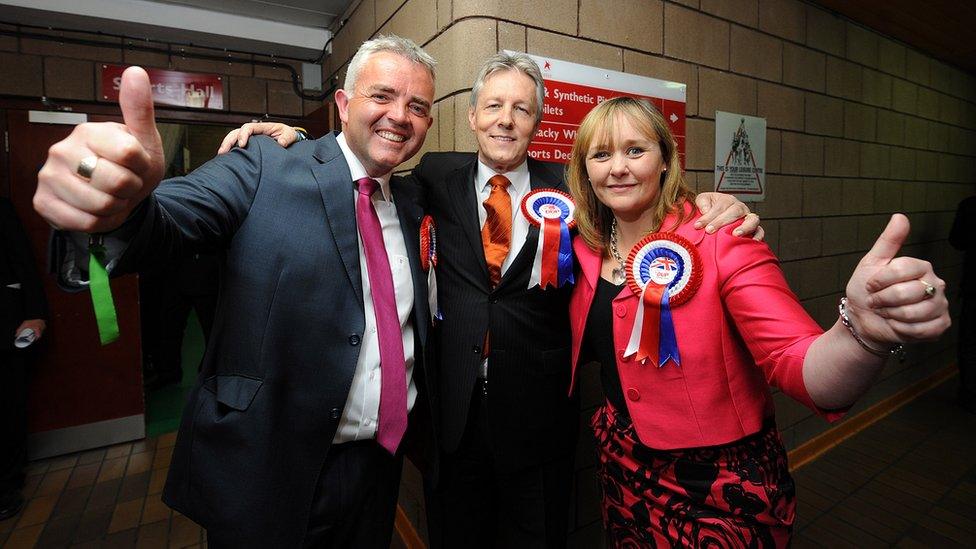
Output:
(591, 404), (796, 548)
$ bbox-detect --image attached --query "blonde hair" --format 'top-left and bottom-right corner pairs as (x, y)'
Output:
(566, 96), (694, 250)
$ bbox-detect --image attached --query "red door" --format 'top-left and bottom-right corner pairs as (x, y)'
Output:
(6, 109), (144, 458)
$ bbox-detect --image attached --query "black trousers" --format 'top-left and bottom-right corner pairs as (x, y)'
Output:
(205, 440), (402, 548)
(0, 350), (27, 495)
(427, 379), (574, 549)
(303, 440), (404, 548)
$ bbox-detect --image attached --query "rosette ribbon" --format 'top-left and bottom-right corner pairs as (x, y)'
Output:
(624, 280), (680, 367)
(622, 233), (702, 367)
(522, 189), (577, 289)
(419, 215), (443, 322)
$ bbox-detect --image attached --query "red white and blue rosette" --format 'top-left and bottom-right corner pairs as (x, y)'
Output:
(419, 215), (442, 322)
(623, 232), (702, 367)
(521, 188), (576, 289)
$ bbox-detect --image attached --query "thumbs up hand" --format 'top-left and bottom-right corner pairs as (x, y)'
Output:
(843, 214), (950, 349)
(35, 66), (165, 233)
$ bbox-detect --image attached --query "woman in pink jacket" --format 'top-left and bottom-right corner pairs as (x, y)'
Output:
(565, 97), (950, 547)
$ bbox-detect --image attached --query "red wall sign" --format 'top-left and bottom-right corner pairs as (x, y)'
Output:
(101, 64), (224, 109)
(512, 52), (687, 166)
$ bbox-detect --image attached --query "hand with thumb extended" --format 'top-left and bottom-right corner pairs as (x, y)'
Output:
(34, 66), (165, 234)
(843, 213), (950, 350)
(119, 67), (165, 188)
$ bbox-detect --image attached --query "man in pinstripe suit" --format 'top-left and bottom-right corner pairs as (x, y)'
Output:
(410, 53), (757, 548)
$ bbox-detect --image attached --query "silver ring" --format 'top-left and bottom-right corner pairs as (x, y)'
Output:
(77, 155), (99, 180)
(920, 280), (936, 299)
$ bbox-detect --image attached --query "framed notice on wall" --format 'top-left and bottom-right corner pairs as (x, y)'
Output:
(508, 51), (687, 165)
(714, 111), (766, 201)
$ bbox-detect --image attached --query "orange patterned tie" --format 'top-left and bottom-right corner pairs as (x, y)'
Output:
(482, 174), (512, 288)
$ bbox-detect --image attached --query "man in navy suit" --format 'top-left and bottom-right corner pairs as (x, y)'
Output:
(34, 35), (437, 548)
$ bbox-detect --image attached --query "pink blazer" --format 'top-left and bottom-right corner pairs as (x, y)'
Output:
(569, 205), (842, 449)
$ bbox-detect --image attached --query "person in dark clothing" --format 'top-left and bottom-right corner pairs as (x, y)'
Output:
(141, 252), (219, 389)
(950, 196), (976, 413)
(0, 197), (48, 520)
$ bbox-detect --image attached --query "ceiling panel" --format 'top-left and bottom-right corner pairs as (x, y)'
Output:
(0, 0), (349, 59)
(156, 0), (350, 28)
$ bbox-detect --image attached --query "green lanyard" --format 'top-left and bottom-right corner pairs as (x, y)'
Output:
(88, 235), (119, 345)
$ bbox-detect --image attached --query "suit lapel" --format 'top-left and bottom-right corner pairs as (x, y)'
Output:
(391, 179), (429, 344)
(447, 160), (491, 282)
(311, 133), (363, 304)
(496, 159), (557, 290)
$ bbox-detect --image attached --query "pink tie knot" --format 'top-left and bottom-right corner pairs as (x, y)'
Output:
(356, 177), (379, 197)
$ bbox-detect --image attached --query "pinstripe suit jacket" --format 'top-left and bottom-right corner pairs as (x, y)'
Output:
(414, 152), (578, 472)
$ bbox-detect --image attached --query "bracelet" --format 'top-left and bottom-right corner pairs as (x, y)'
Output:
(292, 126), (309, 141)
(838, 297), (905, 360)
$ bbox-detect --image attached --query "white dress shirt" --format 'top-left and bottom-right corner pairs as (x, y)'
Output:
(475, 158), (532, 277)
(332, 133), (417, 444)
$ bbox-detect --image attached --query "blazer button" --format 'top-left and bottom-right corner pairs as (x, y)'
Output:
(472, 345), (481, 354)
(330, 407), (341, 419)
(348, 334), (361, 346)
(626, 388), (641, 402)
(614, 304), (626, 318)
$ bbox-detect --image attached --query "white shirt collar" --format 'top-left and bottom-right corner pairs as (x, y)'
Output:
(475, 157), (531, 195)
(336, 132), (393, 202)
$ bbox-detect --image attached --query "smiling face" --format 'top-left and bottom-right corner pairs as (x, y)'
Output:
(334, 51), (434, 176)
(468, 69), (540, 173)
(585, 113), (668, 224)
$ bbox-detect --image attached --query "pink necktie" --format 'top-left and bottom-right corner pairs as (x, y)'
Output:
(356, 177), (407, 454)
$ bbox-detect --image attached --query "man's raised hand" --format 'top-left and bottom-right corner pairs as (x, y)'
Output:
(34, 66), (165, 233)
(217, 122), (297, 154)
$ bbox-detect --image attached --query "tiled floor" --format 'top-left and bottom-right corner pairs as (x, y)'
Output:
(2, 378), (973, 548)
(792, 379), (976, 548)
(0, 432), (198, 548)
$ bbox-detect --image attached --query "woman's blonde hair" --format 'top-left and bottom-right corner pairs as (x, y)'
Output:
(566, 96), (694, 250)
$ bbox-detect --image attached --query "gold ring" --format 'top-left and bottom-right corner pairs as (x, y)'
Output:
(920, 280), (936, 299)
(76, 155), (99, 180)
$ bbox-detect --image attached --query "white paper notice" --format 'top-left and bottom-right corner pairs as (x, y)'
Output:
(714, 111), (766, 201)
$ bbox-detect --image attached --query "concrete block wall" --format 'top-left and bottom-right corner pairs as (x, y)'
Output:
(325, 0), (974, 543)
(0, 24), (319, 118)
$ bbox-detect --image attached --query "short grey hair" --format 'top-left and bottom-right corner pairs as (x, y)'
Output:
(469, 52), (546, 124)
(344, 34), (437, 92)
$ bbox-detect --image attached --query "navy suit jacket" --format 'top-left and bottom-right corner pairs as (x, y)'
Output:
(113, 133), (429, 546)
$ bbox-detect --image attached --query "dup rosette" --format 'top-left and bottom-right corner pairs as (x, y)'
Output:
(623, 232), (702, 367)
(521, 188), (577, 289)
(419, 215), (442, 322)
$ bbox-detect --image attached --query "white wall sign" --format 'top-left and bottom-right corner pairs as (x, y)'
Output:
(714, 111), (766, 201)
